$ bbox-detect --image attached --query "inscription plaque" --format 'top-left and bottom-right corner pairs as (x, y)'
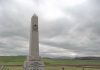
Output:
(32, 24), (38, 32)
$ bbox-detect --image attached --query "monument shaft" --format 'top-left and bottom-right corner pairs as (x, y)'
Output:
(24, 14), (44, 70)
(29, 14), (39, 60)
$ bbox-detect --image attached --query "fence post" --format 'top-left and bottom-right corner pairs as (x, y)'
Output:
(62, 67), (64, 70)
(82, 67), (84, 70)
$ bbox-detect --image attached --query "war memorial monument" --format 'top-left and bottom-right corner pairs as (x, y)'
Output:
(24, 14), (44, 70)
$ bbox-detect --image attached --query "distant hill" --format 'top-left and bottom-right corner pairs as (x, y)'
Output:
(75, 57), (100, 60)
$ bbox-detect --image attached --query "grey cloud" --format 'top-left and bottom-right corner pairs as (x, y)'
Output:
(0, 0), (32, 56)
(0, 0), (100, 57)
(39, 0), (100, 57)
(39, 18), (70, 38)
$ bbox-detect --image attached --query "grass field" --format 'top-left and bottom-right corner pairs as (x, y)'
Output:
(0, 56), (100, 70)
(0, 56), (100, 65)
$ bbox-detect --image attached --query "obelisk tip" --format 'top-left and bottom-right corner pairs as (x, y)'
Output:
(33, 14), (38, 17)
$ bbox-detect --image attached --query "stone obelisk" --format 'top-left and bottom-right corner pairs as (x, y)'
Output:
(24, 14), (44, 70)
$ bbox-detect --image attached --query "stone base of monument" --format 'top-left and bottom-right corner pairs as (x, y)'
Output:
(24, 61), (44, 70)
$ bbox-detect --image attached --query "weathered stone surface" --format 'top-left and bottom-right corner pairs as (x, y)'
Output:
(24, 61), (44, 70)
(24, 14), (44, 70)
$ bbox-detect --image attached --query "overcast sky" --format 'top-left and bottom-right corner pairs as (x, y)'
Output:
(0, 0), (100, 58)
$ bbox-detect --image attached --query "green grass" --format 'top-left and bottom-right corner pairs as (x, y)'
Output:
(0, 56), (25, 65)
(0, 56), (100, 70)
(0, 56), (100, 65)
(43, 58), (100, 65)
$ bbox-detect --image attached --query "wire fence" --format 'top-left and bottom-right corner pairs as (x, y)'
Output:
(0, 65), (100, 70)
